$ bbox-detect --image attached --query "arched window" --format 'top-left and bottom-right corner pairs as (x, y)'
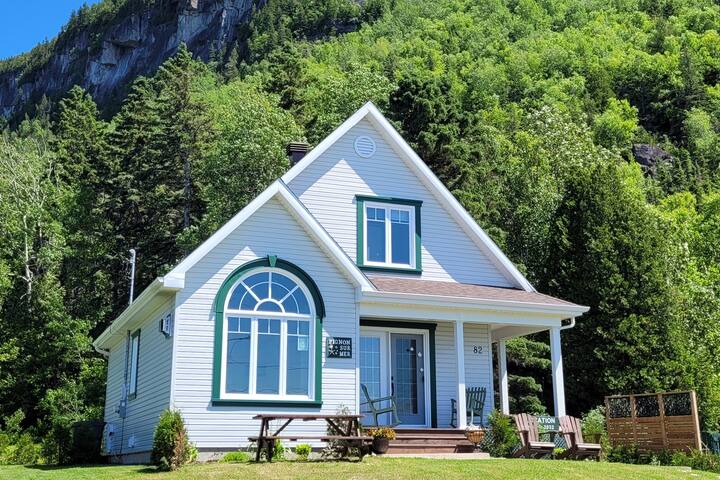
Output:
(213, 258), (324, 404)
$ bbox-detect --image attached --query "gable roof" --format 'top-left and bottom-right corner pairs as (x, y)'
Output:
(94, 180), (373, 351)
(163, 180), (373, 291)
(282, 102), (536, 292)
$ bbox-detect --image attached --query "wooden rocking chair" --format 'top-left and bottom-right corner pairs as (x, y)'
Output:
(360, 384), (400, 427)
(512, 413), (556, 458)
(450, 386), (487, 427)
(558, 416), (602, 460)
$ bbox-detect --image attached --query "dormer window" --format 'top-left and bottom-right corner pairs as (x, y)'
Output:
(356, 196), (422, 273)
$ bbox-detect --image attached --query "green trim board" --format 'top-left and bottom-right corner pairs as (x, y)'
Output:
(211, 400), (323, 408)
(359, 319), (437, 428)
(355, 195), (422, 274)
(211, 256), (324, 406)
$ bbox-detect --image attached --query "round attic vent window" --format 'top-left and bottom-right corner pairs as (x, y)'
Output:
(354, 135), (376, 158)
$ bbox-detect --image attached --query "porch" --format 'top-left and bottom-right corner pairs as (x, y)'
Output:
(358, 276), (589, 433)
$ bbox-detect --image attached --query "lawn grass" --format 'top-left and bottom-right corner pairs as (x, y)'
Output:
(1, 457), (717, 480)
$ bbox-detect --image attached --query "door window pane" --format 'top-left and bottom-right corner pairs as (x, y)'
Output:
(226, 317), (251, 393)
(286, 320), (310, 395)
(394, 338), (419, 414)
(366, 207), (386, 262)
(360, 336), (381, 411)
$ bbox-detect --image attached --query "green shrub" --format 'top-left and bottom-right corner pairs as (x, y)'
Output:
(295, 443), (312, 460)
(221, 450), (250, 463)
(671, 449), (720, 473)
(481, 410), (519, 457)
(606, 444), (642, 464)
(272, 439), (285, 461)
(581, 406), (606, 442)
(0, 410), (43, 465)
(151, 409), (195, 471)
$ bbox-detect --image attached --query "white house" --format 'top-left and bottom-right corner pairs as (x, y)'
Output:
(93, 102), (589, 462)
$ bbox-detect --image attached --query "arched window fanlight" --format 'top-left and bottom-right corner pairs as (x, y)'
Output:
(226, 271), (311, 315)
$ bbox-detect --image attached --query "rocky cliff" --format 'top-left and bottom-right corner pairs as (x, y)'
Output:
(0, 0), (258, 118)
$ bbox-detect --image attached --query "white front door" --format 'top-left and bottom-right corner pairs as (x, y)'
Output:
(359, 326), (430, 427)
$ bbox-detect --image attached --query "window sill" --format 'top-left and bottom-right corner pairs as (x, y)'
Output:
(211, 399), (323, 408)
(359, 265), (422, 274)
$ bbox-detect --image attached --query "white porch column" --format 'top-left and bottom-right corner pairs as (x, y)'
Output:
(455, 320), (467, 428)
(550, 327), (566, 417)
(498, 340), (510, 415)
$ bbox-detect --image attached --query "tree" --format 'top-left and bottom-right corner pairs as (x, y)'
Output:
(55, 86), (112, 330)
(543, 160), (688, 414)
(195, 81), (303, 240)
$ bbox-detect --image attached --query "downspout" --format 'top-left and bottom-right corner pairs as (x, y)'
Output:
(94, 344), (110, 357)
(118, 330), (131, 457)
(559, 316), (576, 331)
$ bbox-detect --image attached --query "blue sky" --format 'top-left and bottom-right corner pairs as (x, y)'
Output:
(0, 1), (103, 60)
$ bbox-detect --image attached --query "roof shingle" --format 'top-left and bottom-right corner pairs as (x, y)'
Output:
(368, 276), (582, 308)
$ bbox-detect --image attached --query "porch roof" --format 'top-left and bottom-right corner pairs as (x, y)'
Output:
(367, 276), (584, 310)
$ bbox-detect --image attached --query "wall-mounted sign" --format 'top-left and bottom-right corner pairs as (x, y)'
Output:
(326, 337), (352, 358)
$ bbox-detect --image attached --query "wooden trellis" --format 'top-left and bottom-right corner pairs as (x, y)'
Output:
(605, 391), (702, 453)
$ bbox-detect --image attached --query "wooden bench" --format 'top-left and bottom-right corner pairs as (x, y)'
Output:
(249, 414), (371, 461)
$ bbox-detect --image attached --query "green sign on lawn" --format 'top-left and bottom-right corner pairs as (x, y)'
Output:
(536, 415), (559, 430)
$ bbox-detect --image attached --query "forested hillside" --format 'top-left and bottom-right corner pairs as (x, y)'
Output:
(1, 0), (720, 461)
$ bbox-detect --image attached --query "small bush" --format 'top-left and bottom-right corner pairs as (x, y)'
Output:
(0, 410), (43, 465)
(151, 409), (195, 471)
(481, 410), (519, 457)
(581, 406), (606, 442)
(606, 443), (642, 464)
(671, 449), (720, 473)
(272, 439), (285, 461)
(295, 443), (312, 460)
(221, 450), (250, 463)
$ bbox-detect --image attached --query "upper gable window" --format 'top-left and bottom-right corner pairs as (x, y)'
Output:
(357, 196), (422, 273)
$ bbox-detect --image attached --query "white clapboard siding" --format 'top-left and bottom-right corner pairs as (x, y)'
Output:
(434, 322), (493, 427)
(172, 198), (358, 449)
(288, 118), (514, 287)
(103, 296), (175, 455)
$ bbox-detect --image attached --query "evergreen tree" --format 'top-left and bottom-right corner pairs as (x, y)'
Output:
(55, 86), (112, 331)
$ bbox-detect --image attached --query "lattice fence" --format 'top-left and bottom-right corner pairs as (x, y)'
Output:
(605, 391), (702, 453)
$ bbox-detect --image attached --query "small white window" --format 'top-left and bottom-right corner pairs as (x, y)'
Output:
(363, 201), (416, 269)
(128, 330), (140, 398)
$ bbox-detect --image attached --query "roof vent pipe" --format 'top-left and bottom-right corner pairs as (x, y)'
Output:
(286, 142), (310, 165)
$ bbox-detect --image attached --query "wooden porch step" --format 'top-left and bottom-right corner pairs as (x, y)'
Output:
(388, 428), (477, 454)
(387, 443), (476, 454)
(395, 428), (464, 435)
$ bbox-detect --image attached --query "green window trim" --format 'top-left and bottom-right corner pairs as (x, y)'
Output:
(212, 256), (324, 407)
(128, 329), (141, 401)
(356, 195), (422, 274)
(359, 319), (437, 428)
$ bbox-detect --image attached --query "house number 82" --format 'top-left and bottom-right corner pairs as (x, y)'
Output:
(472, 345), (483, 354)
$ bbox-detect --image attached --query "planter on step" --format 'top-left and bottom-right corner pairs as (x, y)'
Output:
(372, 437), (390, 455)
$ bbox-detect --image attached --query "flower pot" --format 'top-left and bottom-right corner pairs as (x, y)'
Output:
(372, 437), (390, 455)
(465, 429), (485, 447)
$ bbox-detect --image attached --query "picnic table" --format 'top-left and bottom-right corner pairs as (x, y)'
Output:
(249, 413), (372, 461)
